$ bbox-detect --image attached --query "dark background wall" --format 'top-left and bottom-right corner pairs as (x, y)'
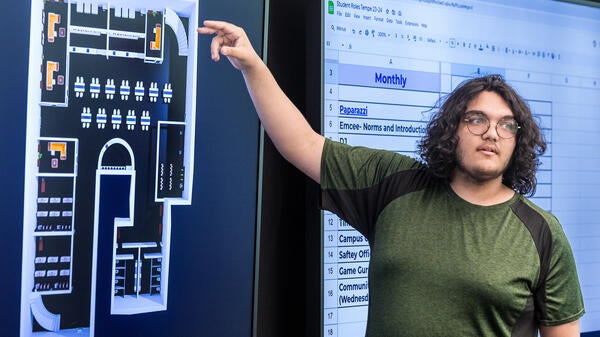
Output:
(0, 0), (263, 336)
(254, 0), (321, 336)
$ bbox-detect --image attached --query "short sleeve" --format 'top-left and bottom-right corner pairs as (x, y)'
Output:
(537, 216), (585, 325)
(320, 139), (424, 239)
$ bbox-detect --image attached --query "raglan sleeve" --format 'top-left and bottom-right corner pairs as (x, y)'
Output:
(537, 216), (585, 326)
(319, 138), (421, 240)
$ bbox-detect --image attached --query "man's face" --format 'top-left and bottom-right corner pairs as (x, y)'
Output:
(454, 91), (517, 184)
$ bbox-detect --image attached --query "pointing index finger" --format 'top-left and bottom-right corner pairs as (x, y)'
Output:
(200, 20), (240, 36)
(196, 26), (217, 35)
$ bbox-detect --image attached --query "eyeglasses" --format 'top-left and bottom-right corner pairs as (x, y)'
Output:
(463, 112), (520, 139)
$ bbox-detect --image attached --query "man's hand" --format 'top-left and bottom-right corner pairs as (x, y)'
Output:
(197, 20), (262, 72)
(197, 20), (324, 182)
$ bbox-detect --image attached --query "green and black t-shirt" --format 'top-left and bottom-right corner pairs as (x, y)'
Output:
(320, 139), (584, 337)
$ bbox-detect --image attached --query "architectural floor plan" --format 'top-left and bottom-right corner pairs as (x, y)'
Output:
(20, 1), (198, 335)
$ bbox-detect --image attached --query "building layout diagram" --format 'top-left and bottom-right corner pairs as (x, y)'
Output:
(19, 1), (198, 336)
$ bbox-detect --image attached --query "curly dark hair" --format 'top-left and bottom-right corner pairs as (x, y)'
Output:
(417, 74), (546, 196)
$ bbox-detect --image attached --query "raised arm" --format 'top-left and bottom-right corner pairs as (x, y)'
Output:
(197, 20), (325, 183)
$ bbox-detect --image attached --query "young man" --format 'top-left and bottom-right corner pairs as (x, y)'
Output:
(198, 21), (585, 336)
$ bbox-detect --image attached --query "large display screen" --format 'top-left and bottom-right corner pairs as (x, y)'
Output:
(4, 0), (263, 336)
(321, 0), (600, 335)
(20, 1), (199, 335)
